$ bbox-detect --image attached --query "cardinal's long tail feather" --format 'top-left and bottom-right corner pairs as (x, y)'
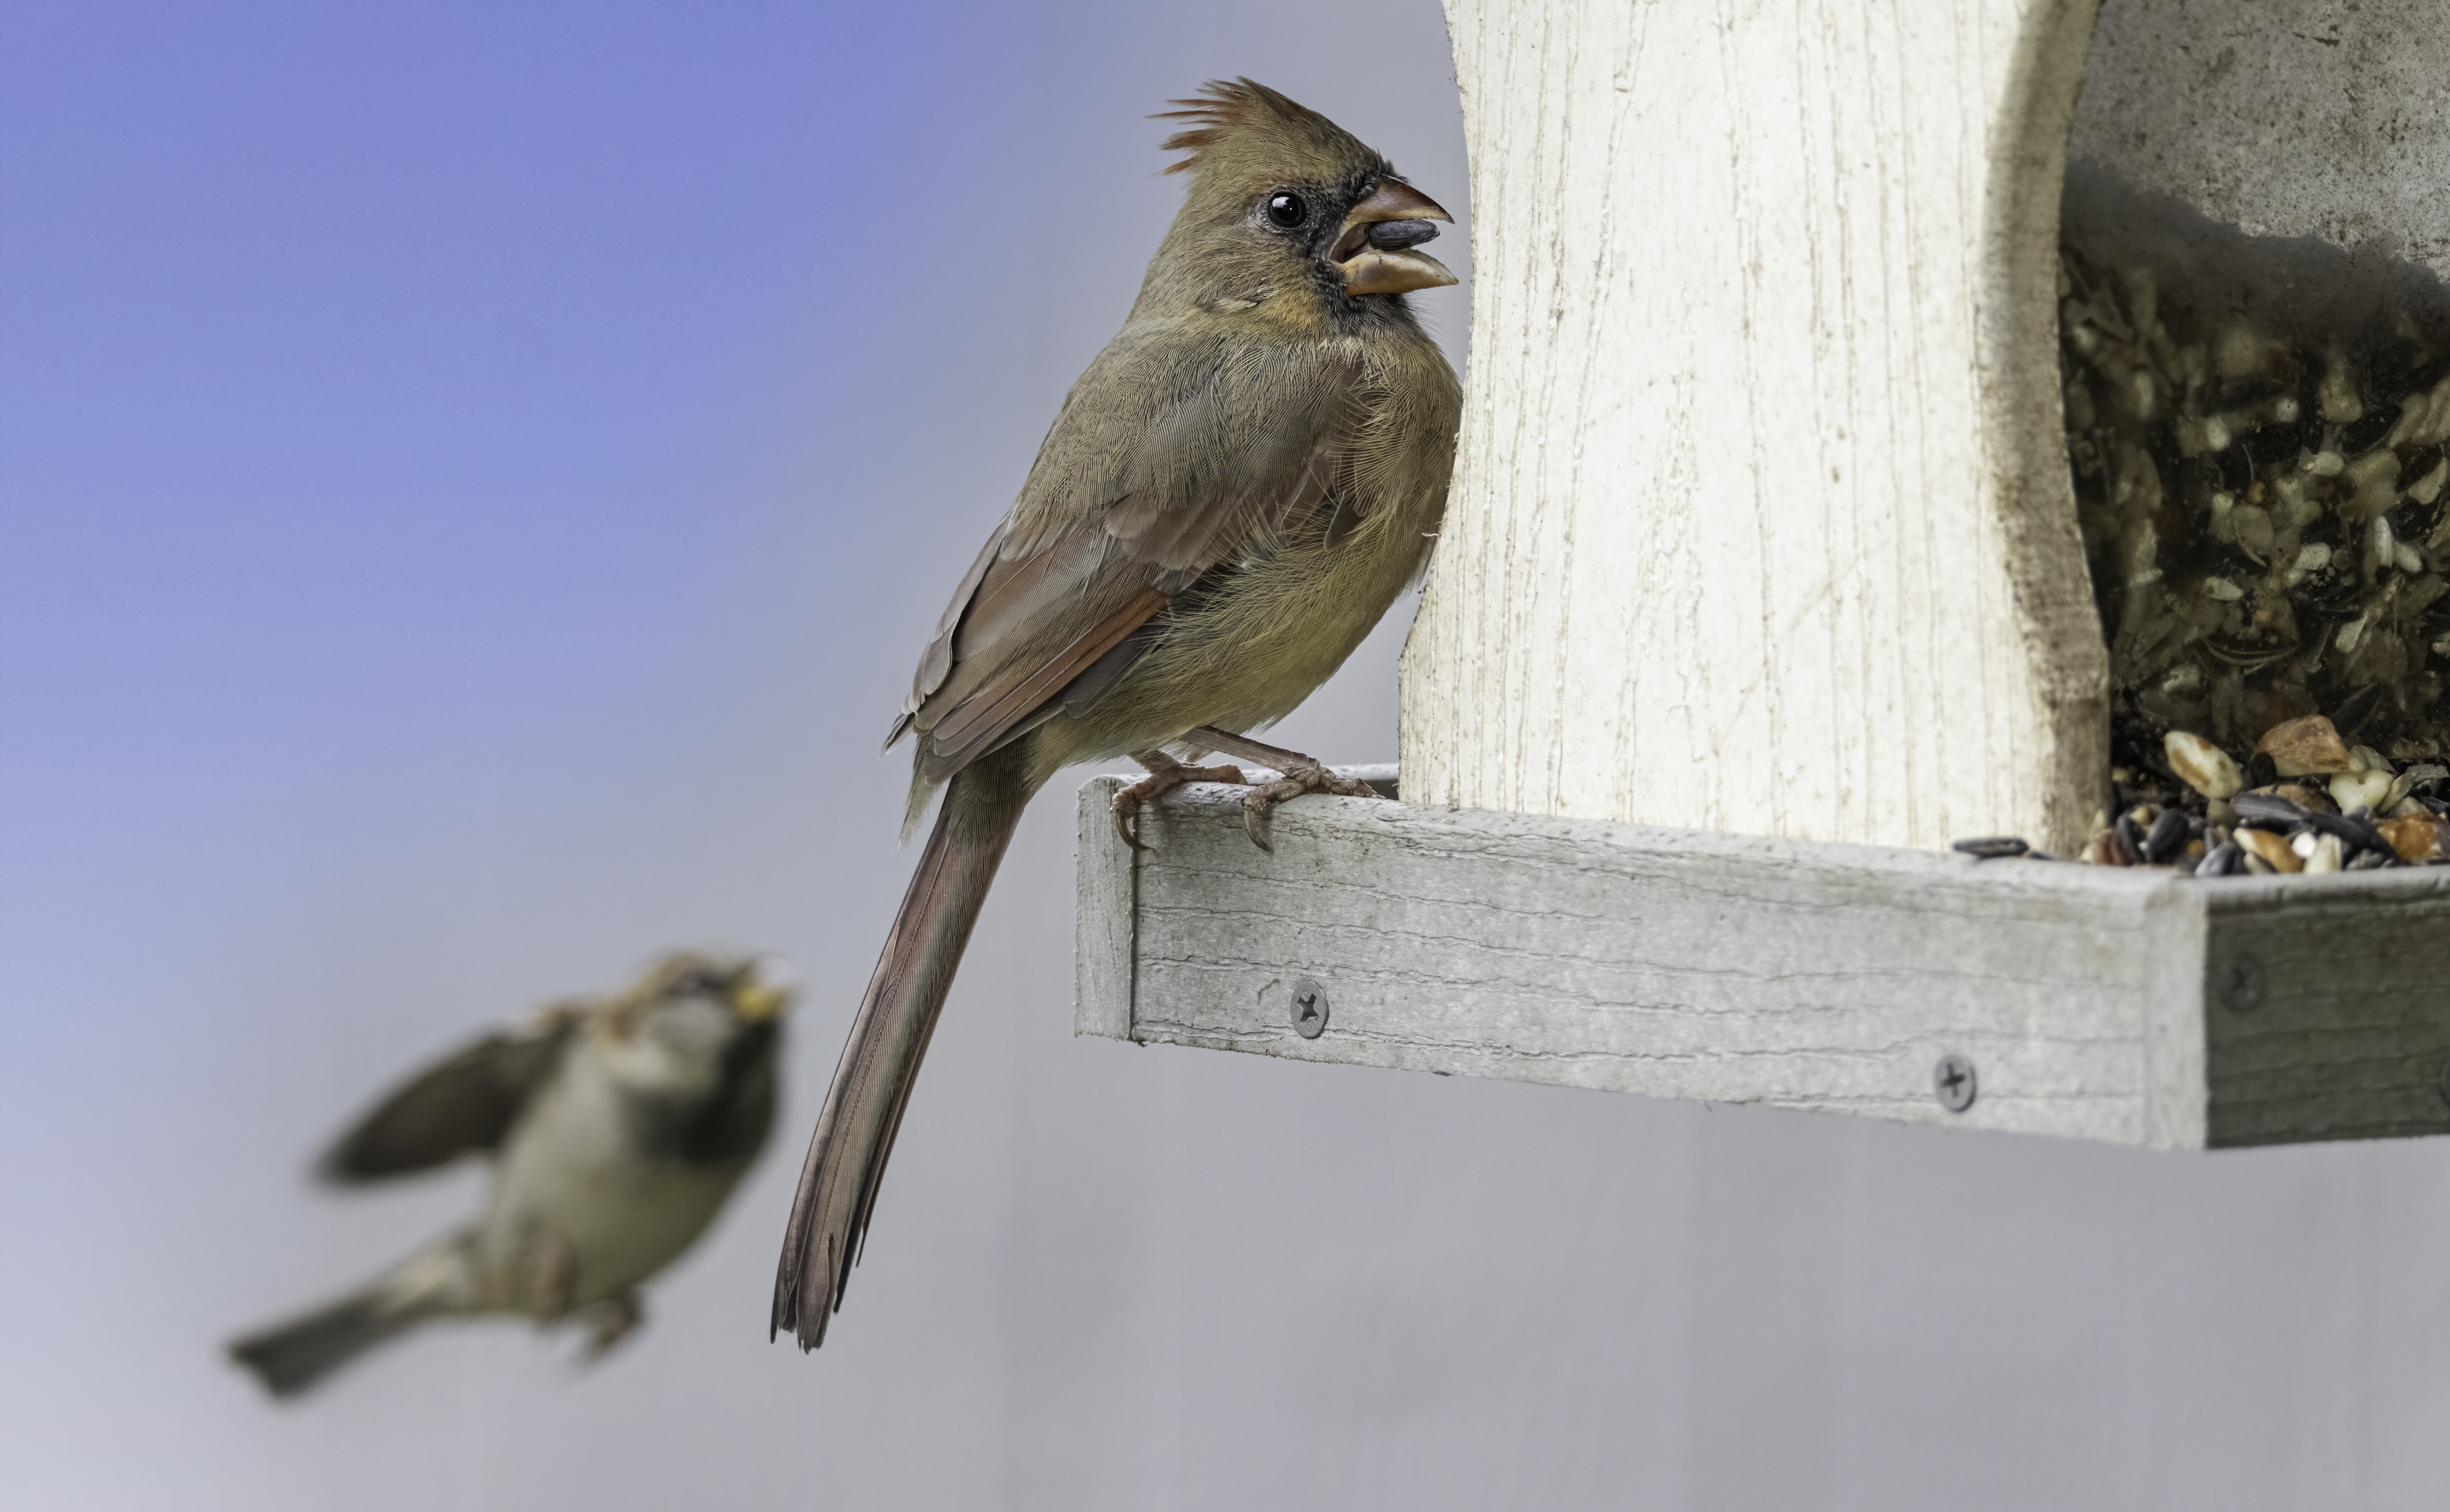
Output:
(772, 749), (1032, 1348)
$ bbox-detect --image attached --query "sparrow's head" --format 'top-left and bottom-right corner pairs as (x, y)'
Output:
(604, 951), (795, 1084)
(584, 952), (791, 1164)
(1146, 78), (1456, 322)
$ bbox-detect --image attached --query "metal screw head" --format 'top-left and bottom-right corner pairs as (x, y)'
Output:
(1934, 1053), (1978, 1114)
(1290, 976), (1328, 1039)
(2219, 955), (2267, 1014)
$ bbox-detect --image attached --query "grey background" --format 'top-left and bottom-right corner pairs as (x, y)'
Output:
(6, 2), (2450, 1508)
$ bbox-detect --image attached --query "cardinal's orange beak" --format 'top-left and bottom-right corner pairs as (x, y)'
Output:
(1332, 179), (1458, 296)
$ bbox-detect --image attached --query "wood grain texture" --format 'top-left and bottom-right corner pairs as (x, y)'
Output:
(1073, 776), (1138, 1042)
(1400, 0), (2109, 856)
(2203, 874), (2450, 1148)
(1076, 776), (2450, 1150)
(1072, 763), (1400, 1047)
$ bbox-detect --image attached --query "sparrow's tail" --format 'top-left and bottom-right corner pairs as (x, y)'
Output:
(228, 1238), (472, 1398)
(772, 747), (1032, 1349)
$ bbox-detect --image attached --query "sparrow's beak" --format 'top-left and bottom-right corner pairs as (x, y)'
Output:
(1332, 179), (1458, 296)
(732, 957), (798, 1023)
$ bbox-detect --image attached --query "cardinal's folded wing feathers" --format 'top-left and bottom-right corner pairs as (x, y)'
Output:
(895, 335), (1358, 786)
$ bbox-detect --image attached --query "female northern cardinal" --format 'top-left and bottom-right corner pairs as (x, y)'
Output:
(773, 78), (1462, 1349)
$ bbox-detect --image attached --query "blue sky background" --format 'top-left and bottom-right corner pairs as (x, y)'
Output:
(8, 4), (2450, 1510)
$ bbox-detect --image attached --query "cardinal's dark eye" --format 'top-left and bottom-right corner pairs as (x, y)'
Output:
(1266, 192), (1306, 228)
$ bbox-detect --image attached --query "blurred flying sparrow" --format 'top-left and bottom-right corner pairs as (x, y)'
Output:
(230, 952), (793, 1398)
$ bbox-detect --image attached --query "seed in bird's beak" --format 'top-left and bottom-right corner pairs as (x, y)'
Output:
(1334, 178), (1458, 297)
(1364, 219), (1440, 252)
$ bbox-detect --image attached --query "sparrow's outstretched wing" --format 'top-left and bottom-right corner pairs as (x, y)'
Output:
(318, 1010), (580, 1182)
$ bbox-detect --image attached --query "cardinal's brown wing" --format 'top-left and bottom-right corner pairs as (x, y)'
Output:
(903, 460), (1342, 781)
(317, 1010), (580, 1182)
(892, 364), (1351, 784)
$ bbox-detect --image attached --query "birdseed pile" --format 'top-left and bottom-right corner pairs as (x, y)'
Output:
(1952, 713), (2450, 877)
(2062, 250), (2450, 758)
(1964, 178), (2450, 875)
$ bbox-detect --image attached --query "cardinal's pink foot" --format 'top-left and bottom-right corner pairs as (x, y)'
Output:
(1183, 726), (1377, 852)
(1112, 750), (1248, 850)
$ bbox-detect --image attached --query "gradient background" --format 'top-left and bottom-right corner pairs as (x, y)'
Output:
(8, 4), (2450, 1509)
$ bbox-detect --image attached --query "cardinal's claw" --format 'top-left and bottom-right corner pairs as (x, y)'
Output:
(1112, 752), (1247, 850)
(1238, 758), (1376, 851)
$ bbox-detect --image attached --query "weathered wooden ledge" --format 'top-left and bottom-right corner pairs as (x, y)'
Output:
(1074, 772), (2450, 1151)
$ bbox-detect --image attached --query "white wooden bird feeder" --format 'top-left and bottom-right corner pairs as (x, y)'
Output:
(1076, 0), (2450, 1149)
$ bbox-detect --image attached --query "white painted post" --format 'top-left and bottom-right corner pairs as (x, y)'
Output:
(1402, 0), (2110, 856)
